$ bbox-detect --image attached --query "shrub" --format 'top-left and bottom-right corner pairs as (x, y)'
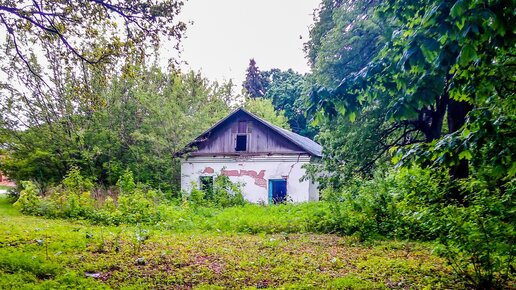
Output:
(185, 174), (246, 208)
(321, 173), (402, 241)
(322, 166), (515, 288)
(13, 181), (42, 215)
(62, 167), (94, 193)
(117, 185), (161, 224)
(12, 168), (165, 225)
(117, 169), (136, 194)
(211, 174), (245, 207)
(186, 183), (206, 205)
(432, 178), (515, 288)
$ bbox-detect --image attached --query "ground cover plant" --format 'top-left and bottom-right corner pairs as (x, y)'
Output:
(0, 195), (459, 289)
(8, 166), (516, 288)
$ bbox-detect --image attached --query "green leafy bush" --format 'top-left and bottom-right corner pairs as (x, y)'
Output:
(13, 181), (43, 215)
(432, 178), (515, 288)
(211, 175), (246, 207)
(185, 174), (245, 208)
(10, 168), (514, 288)
(117, 186), (161, 224)
(322, 166), (515, 288)
(320, 172), (403, 241)
(12, 169), (164, 225)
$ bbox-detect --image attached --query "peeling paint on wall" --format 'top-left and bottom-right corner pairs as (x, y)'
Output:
(181, 155), (317, 204)
(221, 169), (267, 188)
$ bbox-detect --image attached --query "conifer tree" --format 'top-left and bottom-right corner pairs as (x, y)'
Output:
(243, 59), (266, 98)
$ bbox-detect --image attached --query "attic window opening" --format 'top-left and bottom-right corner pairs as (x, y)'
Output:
(235, 135), (247, 151)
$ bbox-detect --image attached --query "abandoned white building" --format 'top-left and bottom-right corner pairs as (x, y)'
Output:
(179, 108), (322, 204)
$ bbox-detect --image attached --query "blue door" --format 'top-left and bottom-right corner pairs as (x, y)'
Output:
(269, 179), (287, 204)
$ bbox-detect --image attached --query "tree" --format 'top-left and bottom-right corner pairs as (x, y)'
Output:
(242, 59), (266, 98)
(244, 98), (290, 130)
(260, 69), (316, 137)
(0, 0), (188, 170)
(0, 0), (186, 72)
(0, 65), (234, 191)
(304, 0), (394, 183)
(305, 1), (515, 286)
(305, 0), (385, 88)
(308, 0), (515, 198)
(304, 0), (346, 71)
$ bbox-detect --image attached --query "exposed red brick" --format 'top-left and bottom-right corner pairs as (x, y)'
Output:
(203, 167), (215, 174)
(221, 169), (239, 176)
(221, 169), (267, 188)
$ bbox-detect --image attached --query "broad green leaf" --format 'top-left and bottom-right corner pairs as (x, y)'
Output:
(349, 112), (357, 123)
(458, 44), (477, 66)
(450, 0), (466, 18)
(336, 103), (347, 116)
(459, 150), (472, 160)
(420, 38), (439, 63)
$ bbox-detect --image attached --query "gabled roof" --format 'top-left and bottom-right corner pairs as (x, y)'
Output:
(181, 108), (322, 157)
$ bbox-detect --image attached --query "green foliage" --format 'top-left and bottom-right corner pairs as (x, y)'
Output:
(5, 169), (515, 288)
(330, 274), (383, 290)
(185, 175), (246, 208)
(207, 203), (323, 234)
(62, 167), (94, 193)
(186, 185), (206, 206)
(305, 104), (393, 188)
(306, 0), (386, 88)
(433, 179), (515, 288)
(321, 167), (515, 288)
(244, 97), (291, 129)
(0, 141), (67, 188)
(260, 69), (317, 137)
(0, 249), (61, 279)
(116, 169), (136, 195)
(242, 58), (266, 98)
(211, 175), (246, 207)
(0, 66), (233, 191)
(117, 186), (160, 224)
(12, 168), (164, 225)
(0, 0), (185, 74)
(319, 172), (402, 241)
(13, 181), (42, 215)
(305, 1), (515, 287)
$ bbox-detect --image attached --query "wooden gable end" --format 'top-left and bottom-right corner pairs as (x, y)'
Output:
(191, 111), (305, 155)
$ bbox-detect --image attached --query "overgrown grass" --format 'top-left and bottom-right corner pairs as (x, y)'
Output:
(158, 202), (334, 234)
(0, 195), (458, 289)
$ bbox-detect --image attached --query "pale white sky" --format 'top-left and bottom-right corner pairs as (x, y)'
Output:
(173, 0), (320, 86)
(0, 1), (321, 88)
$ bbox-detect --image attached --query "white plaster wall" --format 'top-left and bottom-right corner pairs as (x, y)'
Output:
(309, 180), (319, 201)
(180, 154), (317, 204)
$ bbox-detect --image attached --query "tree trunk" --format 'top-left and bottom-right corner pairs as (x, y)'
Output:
(447, 99), (473, 179)
(422, 91), (449, 142)
(447, 99), (473, 203)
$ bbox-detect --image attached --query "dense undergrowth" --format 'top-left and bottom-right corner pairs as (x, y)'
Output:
(7, 166), (516, 289)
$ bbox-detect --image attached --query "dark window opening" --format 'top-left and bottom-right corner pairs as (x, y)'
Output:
(235, 135), (247, 151)
(238, 121), (248, 133)
(200, 176), (214, 198)
(269, 179), (287, 204)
